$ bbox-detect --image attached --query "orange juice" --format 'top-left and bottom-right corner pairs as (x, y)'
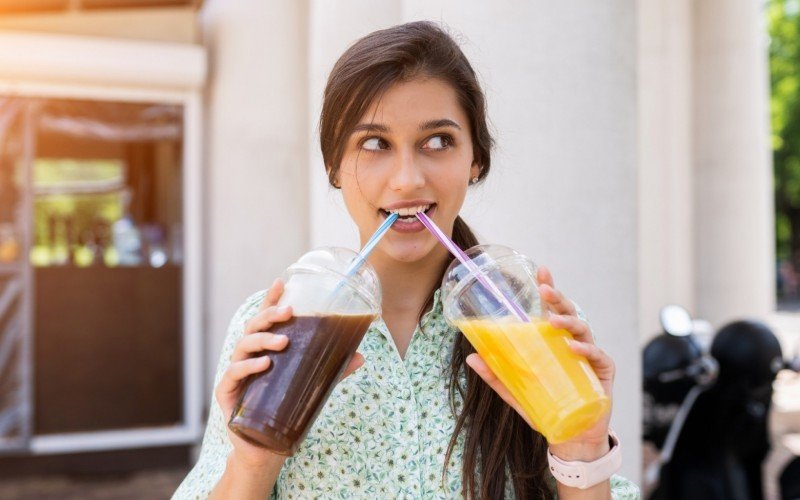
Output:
(455, 318), (610, 443)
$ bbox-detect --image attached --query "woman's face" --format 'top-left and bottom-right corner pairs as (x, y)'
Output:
(335, 78), (480, 265)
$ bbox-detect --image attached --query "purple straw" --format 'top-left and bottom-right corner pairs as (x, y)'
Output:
(415, 212), (530, 322)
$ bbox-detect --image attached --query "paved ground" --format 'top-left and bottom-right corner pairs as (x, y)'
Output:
(0, 467), (189, 500)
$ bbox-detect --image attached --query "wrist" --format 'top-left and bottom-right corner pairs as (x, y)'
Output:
(229, 448), (286, 474)
(549, 435), (611, 462)
(547, 430), (621, 490)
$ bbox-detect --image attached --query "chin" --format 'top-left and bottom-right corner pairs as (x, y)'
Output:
(382, 240), (440, 264)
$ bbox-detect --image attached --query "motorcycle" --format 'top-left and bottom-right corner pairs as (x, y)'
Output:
(772, 344), (800, 500)
(642, 305), (789, 499)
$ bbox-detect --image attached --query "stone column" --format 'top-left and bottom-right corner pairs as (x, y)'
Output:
(692, 0), (775, 326)
(638, 0), (694, 338)
(201, 0), (310, 393)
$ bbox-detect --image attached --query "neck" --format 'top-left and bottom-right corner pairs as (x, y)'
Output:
(368, 247), (450, 318)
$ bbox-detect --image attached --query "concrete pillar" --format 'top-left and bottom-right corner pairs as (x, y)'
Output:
(692, 0), (775, 326)
(200, 0), (310, 393)
(638, 0), (694, 338)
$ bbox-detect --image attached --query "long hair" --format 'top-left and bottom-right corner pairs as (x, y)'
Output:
(319, 21), (551, 499)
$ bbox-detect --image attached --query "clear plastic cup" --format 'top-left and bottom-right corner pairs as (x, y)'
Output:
(229, 247), (381, 455)
(440, 244), (610, 443)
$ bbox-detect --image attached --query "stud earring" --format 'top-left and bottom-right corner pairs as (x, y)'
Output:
(470, 177), (479, 185)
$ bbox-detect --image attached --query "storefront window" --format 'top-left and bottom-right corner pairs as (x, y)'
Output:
(0, 96), (185, 442)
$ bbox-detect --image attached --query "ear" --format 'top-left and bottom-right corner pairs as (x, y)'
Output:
(326, 165), (340, 188)
(470, 162), (482, 180)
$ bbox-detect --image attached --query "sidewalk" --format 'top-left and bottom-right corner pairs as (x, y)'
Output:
(0, 466), (187, 500)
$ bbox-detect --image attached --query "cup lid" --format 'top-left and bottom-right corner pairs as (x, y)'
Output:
(284, 247), (382, 313)
(440, 244), (538, 321)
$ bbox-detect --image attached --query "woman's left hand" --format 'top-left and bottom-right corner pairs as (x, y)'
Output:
(465, 265), (615, 461)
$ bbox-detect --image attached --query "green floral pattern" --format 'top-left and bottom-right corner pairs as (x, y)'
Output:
(174, 290), (640, 499)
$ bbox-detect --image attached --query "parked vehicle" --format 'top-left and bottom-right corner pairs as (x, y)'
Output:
(643, 306), (789, 499)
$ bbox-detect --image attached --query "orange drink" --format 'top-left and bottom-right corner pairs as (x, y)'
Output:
(455, 317), (610, 443)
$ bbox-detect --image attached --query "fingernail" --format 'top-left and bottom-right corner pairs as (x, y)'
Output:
(278, 305), (291, 314)
(275, 334), (288, 342)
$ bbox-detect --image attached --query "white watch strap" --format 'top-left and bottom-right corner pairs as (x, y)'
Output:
(547, 430), (622, 490)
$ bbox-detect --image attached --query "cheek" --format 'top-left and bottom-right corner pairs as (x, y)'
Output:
(340, 176), (381, 219)
(341, 159), (387, 206)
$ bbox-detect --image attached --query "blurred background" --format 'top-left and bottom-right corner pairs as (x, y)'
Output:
(0, 0), (797, 498)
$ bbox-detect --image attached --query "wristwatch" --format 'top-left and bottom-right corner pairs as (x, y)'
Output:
(547, 430), (622, 490)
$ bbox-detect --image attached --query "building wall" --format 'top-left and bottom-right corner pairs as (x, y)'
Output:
(0, 7), (199, 43)
(0, 0), (778, 486)
(200, 0), (310, 393)
(637, 0), (775, 339)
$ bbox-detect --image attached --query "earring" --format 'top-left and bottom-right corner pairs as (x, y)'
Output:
(470, 177), (479, 185)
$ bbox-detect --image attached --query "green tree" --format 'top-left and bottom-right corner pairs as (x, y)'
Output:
(769, 0), (800, 262)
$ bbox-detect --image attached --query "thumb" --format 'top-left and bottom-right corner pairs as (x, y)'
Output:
(339, 352), (365, 381)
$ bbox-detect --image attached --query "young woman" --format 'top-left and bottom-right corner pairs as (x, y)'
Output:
(175, 21), (639, 499)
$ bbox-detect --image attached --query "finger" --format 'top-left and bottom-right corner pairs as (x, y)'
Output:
(231, 332), (289, 362)
(244, 304), (293, 335)
(568, 341), (615, 382)
(216, 356), (271, 397)
(339, 352), (365, 381)
(538, 283), (577, 316)
(537, 265), (555, 288)
(259, 278), (285, 311)
(466, 353), (533, 428)
(549, 314), (593, 344)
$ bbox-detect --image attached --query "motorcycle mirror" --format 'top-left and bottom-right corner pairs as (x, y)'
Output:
(660, 304), (693, 337)
(788, 346), (800, 372)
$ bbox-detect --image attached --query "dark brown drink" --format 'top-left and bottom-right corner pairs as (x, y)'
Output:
(228, 313), (374, 455)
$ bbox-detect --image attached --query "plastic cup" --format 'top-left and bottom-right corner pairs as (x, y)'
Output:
(440, 244), (610, 443)
(228, 247), (381, 455)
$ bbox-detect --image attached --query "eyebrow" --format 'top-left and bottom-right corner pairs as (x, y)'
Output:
(350, 118), (462, 135)
(420, 119), (461, 131)
(351, 123), (389, 134)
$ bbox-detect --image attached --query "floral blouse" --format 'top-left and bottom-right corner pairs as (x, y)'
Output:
(173, 289), (640, 499)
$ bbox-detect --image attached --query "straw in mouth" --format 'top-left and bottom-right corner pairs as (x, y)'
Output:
(415, 212), (530, 322)
(345, 212), (399, 277)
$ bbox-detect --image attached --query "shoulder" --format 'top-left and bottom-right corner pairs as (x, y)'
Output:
(212, 290), (269, 385)
(610, 474), (641, 499)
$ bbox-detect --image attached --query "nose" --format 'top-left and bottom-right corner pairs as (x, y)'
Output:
(387, 148), (425, 192)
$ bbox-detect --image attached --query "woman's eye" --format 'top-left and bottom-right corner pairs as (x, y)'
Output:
(422, 135), (452, 150)
(361, 137), (388, 151)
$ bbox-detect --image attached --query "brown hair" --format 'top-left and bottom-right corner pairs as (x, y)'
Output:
(319, 21), (551, 499)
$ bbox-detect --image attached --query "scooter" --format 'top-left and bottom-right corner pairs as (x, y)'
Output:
(773, 345), (800, 500)
(642, 305), (718, 498)
(643, 306), (786, 500)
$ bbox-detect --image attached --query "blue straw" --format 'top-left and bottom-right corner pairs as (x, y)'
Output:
(345, 212), (398, 277)
(328, 213), (398, 301)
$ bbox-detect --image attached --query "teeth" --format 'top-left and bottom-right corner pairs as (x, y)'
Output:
(387, 204), (430, 217)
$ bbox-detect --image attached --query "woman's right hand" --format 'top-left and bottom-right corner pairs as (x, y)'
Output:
(215, 278), (365, 468)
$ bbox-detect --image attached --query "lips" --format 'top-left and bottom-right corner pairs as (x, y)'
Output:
(378, 203), (436, 233)
(379, 203), (435, 221)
